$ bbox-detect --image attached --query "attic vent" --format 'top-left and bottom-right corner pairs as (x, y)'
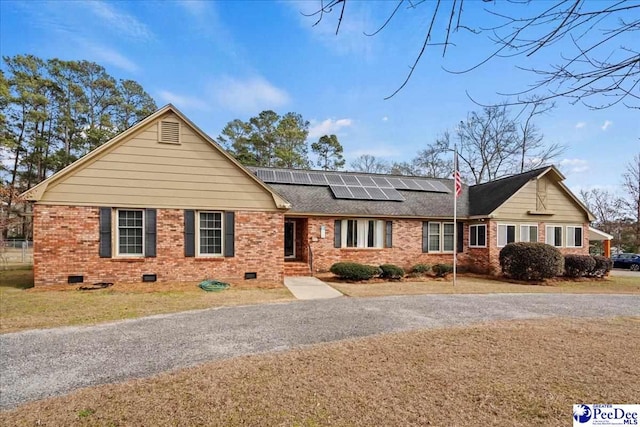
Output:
(158, 120), (180, 144)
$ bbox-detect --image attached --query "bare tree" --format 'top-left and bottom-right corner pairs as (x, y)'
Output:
(350, 154), (389, 173)
(305, 1), (640, 108)
(411, 143), (452, 178)
(621, 153), (640, 249)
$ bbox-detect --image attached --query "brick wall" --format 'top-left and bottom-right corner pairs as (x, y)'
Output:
(33, 205), (284, 286)
(306, 217), (470, 272)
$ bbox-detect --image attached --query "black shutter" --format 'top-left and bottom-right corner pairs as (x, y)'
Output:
(184, 210), (195, 257)
(385, 221), (393, 248)
(145, 209), (157, 257)
(457, 222), (464, 253)
(422, 222), (429, 253)
(334, 220), (341, 248)
(224, 211), (235, 257)
(99, 208), (112, 258)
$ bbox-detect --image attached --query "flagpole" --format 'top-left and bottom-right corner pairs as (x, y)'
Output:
(453, 144), (457, 287)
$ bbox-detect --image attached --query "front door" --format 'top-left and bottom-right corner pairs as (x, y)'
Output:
(284, 220), (295, 258)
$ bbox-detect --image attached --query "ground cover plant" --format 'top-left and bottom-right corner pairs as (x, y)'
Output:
(1, 317), (638, 426)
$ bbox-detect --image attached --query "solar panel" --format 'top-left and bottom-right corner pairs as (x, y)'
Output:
(402, 179), (423, 191)
(387, 178), (408, 189)
(416, 180), (437, 191)
(356, 176), (375, 186)
(372, 176), (393, 188)
(349, 186), (371, 199)
(256, 169), (275, 182)
(274, 170), (292, 183)
(291, 171), (312, 184)
(308, 173), (328, 185)
(329, 185), (353, 199)
(381, 188), (405, 201)
(364, 187), (387, 200)
(430, 181), (451, 193)
(326, 174), (344, 185)
(341, 175), (359, 185)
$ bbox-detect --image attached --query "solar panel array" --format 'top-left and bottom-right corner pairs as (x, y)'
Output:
(254, 168), (451, 202)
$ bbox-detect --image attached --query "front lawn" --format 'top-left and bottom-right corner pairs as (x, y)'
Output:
(0, 268), (293, 333)
(2, 317), (638, 426)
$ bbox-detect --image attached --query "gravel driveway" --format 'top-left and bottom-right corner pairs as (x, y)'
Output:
(2, 293), (639, 409)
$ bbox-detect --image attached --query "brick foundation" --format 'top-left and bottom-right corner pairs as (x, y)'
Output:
(33, 205), (284, 286)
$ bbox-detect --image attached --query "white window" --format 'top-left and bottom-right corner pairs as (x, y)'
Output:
(342, 219), (383, 248)
(520, 224), (538, 243)
(497, 224), (516, 247)
(198, 211), (223, 256)
(469, 224), (486, 248)
(117, 209), (144, 256)
(546, 225), (563, 247)
(425, 222), (455, 252)
(566, 226), (583, 248)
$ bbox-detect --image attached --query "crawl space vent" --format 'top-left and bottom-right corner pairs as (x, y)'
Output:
(68, 275), (84, 284)
(142, 274), (157, 282)
(244, 272), (257, 280)
(158, 121), (180, 144)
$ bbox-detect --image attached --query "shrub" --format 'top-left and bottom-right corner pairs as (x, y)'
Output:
(379, 264), (405, 280)
(588, 255), (613, 278)
(432, 263), (453, 277)
(330, 262), (381, 281)
(564, 255), (597, 278)
(410, 263), (431, 275)
(499, 242), (563, 281)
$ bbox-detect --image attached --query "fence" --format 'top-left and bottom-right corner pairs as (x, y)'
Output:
(1, 240), (33, 266)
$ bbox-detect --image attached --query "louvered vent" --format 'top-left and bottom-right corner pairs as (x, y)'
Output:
(158, 120), (180, 144)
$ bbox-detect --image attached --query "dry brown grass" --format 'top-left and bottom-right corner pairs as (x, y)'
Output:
(327, 274), (640, 297)
(2, 317), (638, 426)
(0, 269), (293, 333)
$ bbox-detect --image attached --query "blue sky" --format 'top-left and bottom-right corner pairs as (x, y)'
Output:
(1, 0), (638, 196)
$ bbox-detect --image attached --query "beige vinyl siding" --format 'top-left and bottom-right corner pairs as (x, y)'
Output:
(493, 176), (589, 222)
(40, 113), (279, 210)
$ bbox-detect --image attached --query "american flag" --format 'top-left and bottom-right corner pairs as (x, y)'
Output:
(454, 152), (462, 198)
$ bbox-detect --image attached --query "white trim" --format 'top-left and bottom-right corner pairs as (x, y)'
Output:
(497, 223), (517, 247)
(546, 225), (563, 247)
(426, 221), (455, 253)
(588, 226), (613, 241)
(341, 219), (384, 249)
(196, 211), (224, 257)
(469, 224), (487, 248)
(115, 208), (144, 257)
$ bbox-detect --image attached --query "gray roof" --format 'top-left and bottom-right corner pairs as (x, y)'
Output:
(469, 166), (549, 216)
(251, 167), (469, 218)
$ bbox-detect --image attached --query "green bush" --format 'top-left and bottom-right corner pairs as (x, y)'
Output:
(432, 263), (453, 277)
(499, 242), (563, 281)
(588, 255), (613, 278)
(330, 262), (381, 281)
(410, 263), (431, 275)
(564, 255), (596, 278)
(379, 264), (405, 280)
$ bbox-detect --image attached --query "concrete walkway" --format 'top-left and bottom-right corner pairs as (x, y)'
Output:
(284, 276), (343, 299)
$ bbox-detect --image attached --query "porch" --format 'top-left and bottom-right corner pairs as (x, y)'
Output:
(284, 217), (311, 276)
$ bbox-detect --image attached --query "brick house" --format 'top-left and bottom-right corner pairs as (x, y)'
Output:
(23, 105), (594, 286)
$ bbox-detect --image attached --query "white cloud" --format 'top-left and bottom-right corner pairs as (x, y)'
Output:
(575, 122), (586, 129)
(308, 118), (353, 138)
(77, 40), (139, 73)
(382, 116), (389, 122)
(559, 158), (589, 174)
(211, 76), (290, 114)
(601, 120), (613, 131)
(158, 90), (211, 111)
(84, 1), (153, 41)
(177, 0), (208, 16)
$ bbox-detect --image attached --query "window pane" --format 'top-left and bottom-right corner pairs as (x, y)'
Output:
(507, 226), (515, 244)
(199, 212), (223, 255)
(470, 226), (477, 246)
(443, 223), (454, 251)
(367, 220), (375, 248)
(118, 210), (143, 255)
(555, 227), (562, 246)
(478, 226), (486, 246)
(530, 226), (538, 242)
(346, 220), (356, 247)
(428, 222), (440, 251)
(498, 225), (506, 247)
(574, 227), (582, 246)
